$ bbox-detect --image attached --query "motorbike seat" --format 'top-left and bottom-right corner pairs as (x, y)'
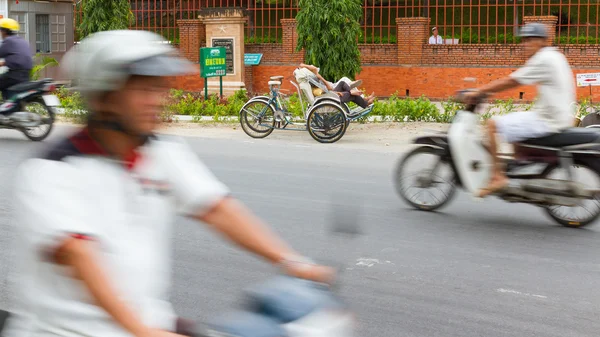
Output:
(7, 79), (51, 92)
(519, 128), (600, 148)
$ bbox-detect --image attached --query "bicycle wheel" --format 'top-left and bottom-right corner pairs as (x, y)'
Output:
(239, 99), (276, 138)
(306, 102), (348, 144)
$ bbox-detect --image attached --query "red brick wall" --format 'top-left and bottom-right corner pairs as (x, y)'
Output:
(246, 43), (284, 63)
(360, 44), (397, 65)
(397, 17), (430, 64)
(250, 65), (600, 102)
(177, 20), (205, 63)
(247, 43), (397, 65)
(422, 45), (526, 66)
(175, 16), (600, 102)
(281, 19), (304, 64)
(170, 75), (205, 92)
(245, 66), (254, 93)
(562, 46), (600, 68)
(422, 44), (600, 68)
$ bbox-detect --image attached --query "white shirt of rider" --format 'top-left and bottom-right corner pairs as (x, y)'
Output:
(3, 135), (230, 337)
(509, 46), (576, 132)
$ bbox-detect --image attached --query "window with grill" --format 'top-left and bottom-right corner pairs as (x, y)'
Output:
(35, 14), (50, 53)
(50, 14), (67, 53)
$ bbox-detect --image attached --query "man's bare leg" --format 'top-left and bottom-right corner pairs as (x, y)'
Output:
(477, 119), (508, 197)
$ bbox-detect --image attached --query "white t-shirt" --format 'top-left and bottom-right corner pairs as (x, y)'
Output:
(3, 128), (230, 337)
(510, 46), (576, 132)
(429, 35), (443, 44)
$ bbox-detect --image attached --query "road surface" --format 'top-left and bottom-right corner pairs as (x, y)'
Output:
(1, 125), (599, 337)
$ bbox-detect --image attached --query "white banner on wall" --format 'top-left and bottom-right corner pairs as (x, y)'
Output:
(577, 73), (600, 87)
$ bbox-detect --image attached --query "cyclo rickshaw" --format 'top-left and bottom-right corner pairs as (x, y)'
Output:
(239, 70), (374, 143)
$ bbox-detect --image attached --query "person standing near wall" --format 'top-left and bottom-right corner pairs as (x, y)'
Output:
(429, 27), (443, 44)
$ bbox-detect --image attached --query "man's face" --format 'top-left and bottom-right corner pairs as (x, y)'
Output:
(100, 76), (170, 135)
(522, 37), (545, 58)
(432, 29), (438, 36)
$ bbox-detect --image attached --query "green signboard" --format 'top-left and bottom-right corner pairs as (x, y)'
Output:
(200, 47), (226, 78)
(244, 53), (263, 66)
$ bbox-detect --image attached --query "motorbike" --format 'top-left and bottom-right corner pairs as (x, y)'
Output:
(197, 275), (355, 337)
(394, 90), (600, 228)
(0, 276), (355, 337)
(0, 203), (360, 337)
(0, 78), (60, 141)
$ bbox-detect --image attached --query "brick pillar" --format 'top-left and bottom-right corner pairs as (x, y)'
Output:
(396, 17), (430, 65)
(177, 19), (206, 63)
(523, 16), (558, 45)
(244, 66), (254, 94)
(281, 19), (304, 64)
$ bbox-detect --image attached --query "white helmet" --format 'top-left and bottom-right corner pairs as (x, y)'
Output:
(61, 30), (196, 96)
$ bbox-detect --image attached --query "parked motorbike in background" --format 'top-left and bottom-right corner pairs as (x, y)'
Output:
(0, 78), (59, 141)
(394, 89), (600, 228)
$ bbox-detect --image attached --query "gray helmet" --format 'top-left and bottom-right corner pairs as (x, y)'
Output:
(61, 30), (196, 96)
(518, 23), (548, 38)
(60, 30), (197, 139)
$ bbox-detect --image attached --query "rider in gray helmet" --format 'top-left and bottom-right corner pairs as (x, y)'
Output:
(463, 23), (576, 198)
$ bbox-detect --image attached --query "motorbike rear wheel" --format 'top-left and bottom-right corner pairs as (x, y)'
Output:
(542, 159), (600, 228)
(394, 146), (457, 211)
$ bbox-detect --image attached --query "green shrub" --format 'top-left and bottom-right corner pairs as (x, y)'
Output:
(56, 87), (88, 123)
(31, 53), (59, 81)
(164, 89), (250, 122)
(54, 86), (597, 126)
(369, 94), (442, 122)
(440, 97), (464, 123)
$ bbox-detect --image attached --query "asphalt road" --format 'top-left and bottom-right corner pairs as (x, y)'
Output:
(1, 125), (600, 337)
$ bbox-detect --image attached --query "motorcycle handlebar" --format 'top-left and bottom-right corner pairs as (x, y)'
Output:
(455, 89), (491, 113)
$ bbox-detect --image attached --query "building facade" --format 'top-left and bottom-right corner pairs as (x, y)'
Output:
(1, 0), (73, 80)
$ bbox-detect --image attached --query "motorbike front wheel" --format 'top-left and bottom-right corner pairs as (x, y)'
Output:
(394, 146), (457, 211)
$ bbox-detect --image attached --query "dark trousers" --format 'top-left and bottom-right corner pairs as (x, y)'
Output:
(333, 81), (369, 108)
(0, 70), (30, 102)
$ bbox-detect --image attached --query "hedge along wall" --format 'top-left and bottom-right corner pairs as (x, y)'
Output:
(175, 15), (600, 102)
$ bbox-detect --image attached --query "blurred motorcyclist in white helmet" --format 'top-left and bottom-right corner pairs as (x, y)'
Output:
(3, 30), (333, 337)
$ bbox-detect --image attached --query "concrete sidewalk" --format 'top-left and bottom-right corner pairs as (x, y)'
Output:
(154, 121), (451, 154)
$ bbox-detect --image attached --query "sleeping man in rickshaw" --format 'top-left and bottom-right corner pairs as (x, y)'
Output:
(294, 63), (376, 111)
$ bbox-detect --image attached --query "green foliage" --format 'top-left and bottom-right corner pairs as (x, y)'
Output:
(30, 53), (59, 81)
(55, 86), (594, 127)
(77, 0), (134, 39)
(285, 92), (307, 118)
(370, 95), (443, 122)
(165, 89), (250, 121)
(577, 97), (600, 120)
(56, 87), (88, 123)
(295, 0), (362, 81)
